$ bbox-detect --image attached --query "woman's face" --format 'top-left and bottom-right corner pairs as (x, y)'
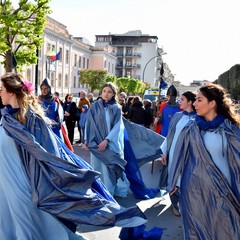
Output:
(180, 95), (191, 111)
(0, 84), (13, 105)
(193, 92), (216, 120)
(101, 86), (114, 102)
(67, 95), (72, 102)
(41, 85), (49, 96)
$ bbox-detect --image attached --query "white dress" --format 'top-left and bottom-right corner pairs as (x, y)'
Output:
(0, 122), (86, 240)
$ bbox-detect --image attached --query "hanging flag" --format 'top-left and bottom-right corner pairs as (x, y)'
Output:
(50, 50), (61, 61)
(160, 78), (168, 89)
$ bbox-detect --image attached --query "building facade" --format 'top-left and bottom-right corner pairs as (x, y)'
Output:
(95, 30), (166, 87)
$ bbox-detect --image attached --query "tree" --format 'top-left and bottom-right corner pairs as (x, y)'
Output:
(80, 69), (108, 92)
(0, 0), (51, 72)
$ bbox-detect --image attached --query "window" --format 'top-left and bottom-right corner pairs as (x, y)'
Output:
(79, 56), (81, 68)
(47, 43), (51, 52)
(83, 57), (85, 68)
(74, 76), (76, 88)
(58, 73), (62, 88)
(50, 72), (55, 87)
(66, 50), (69, 64)
(65, 74), (68, 88)
(59, 47), (63, 62)
(74, 54), (77, 67)
(104, 60), (106, 68)
(87, 58), (89, 69)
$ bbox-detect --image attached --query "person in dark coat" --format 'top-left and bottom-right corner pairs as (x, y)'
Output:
(128, 96), (146, 125)
(143, 99), (154, 128)
(63, 93), (77, 145)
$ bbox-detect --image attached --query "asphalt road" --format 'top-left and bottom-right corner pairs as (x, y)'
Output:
(72, 143), (184, 240)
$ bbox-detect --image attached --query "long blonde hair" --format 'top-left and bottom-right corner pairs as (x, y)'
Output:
(1, 72), (46, 125)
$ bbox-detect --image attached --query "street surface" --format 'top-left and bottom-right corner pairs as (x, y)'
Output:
(72, 143), (184, 240)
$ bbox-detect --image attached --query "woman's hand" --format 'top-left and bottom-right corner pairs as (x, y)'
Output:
(82, 142), (90, 151)
(161, 154), (167, 165)
(98, 139), (108, 152)
(64, 111), (70, 116)
(170, 187), (179, 196)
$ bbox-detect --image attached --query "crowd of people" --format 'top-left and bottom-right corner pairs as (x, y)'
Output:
(0, 72), (239, 240)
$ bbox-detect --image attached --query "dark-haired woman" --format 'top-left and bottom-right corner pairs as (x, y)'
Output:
(63, 94), (77, 145)
(160, 91), (196, 217)
(169, 83), (240, 239)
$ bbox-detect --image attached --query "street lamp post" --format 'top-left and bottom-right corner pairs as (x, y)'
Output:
(142, 53), (160, 83)
(142, 52), (166, 83)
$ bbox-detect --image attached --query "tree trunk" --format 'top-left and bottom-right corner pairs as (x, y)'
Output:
(5, 50), (12, 72)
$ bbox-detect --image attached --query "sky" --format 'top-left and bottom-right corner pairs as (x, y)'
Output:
(13, 0), (240, 85)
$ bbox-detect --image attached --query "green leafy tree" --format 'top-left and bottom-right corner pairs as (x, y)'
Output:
(0, 0), (51, 72)
(105, 75), (117, 83)
(80, 69), (108, 92)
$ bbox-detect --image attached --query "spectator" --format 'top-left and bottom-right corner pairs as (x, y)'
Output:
(123, 96), (134, 119)
(143, 99), (154, 128)
(76, 91), (90, 144)
(78, 104), (88, 146)
(54, 91), (63, 106)
(63, 93), (77, 145)
(157, 85), (180, 137)
(87, 92), (95, 104)
(128, 96), (146, 126)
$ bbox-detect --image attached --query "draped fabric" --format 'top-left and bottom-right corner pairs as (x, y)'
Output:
(168, 120), (240, 239)
(85, 98), (165, 199)
(85, 99), (126, 183)
(1, 107), (147, 228)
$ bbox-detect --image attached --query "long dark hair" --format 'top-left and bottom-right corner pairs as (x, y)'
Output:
(199, 83), (239, 126)
(182, 91), (196, 111)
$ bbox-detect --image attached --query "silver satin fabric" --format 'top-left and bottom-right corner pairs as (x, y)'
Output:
(1, 107), (146, 227)
(168, 120), (240, 239)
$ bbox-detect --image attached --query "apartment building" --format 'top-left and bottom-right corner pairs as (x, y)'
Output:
(95, 30), (165, 87)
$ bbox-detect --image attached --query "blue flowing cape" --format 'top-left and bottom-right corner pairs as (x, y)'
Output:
(1, 107), (146, 227)
(85, 100), (165, 199)
(169, 119), (240, 239)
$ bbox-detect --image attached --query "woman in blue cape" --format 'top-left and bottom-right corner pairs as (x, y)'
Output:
(169, 83), (240, 239)
(160, 91), (196, 217)
(83, 82), (165, 200)
(0, 73), (149, 240)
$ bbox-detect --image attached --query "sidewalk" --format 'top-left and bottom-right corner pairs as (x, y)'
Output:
(72, 144), (184, 240)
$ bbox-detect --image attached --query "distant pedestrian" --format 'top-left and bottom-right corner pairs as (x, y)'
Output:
(87, 92), (95, 104)
(143, 99), (154, 128)
(76, 91), (90, 144)
(156, 85), (180, 137)
(63, 93), (77, 145)
(78, 104), (88, 146)
(128, 96), (146, 126)
(54, 91), (63, 106)
(169, 83), (240, 239)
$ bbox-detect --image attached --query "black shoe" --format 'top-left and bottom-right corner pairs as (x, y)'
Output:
(75, 140), (81, 144)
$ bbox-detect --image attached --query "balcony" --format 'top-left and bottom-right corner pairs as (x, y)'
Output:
(132, 64), (141, 69)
